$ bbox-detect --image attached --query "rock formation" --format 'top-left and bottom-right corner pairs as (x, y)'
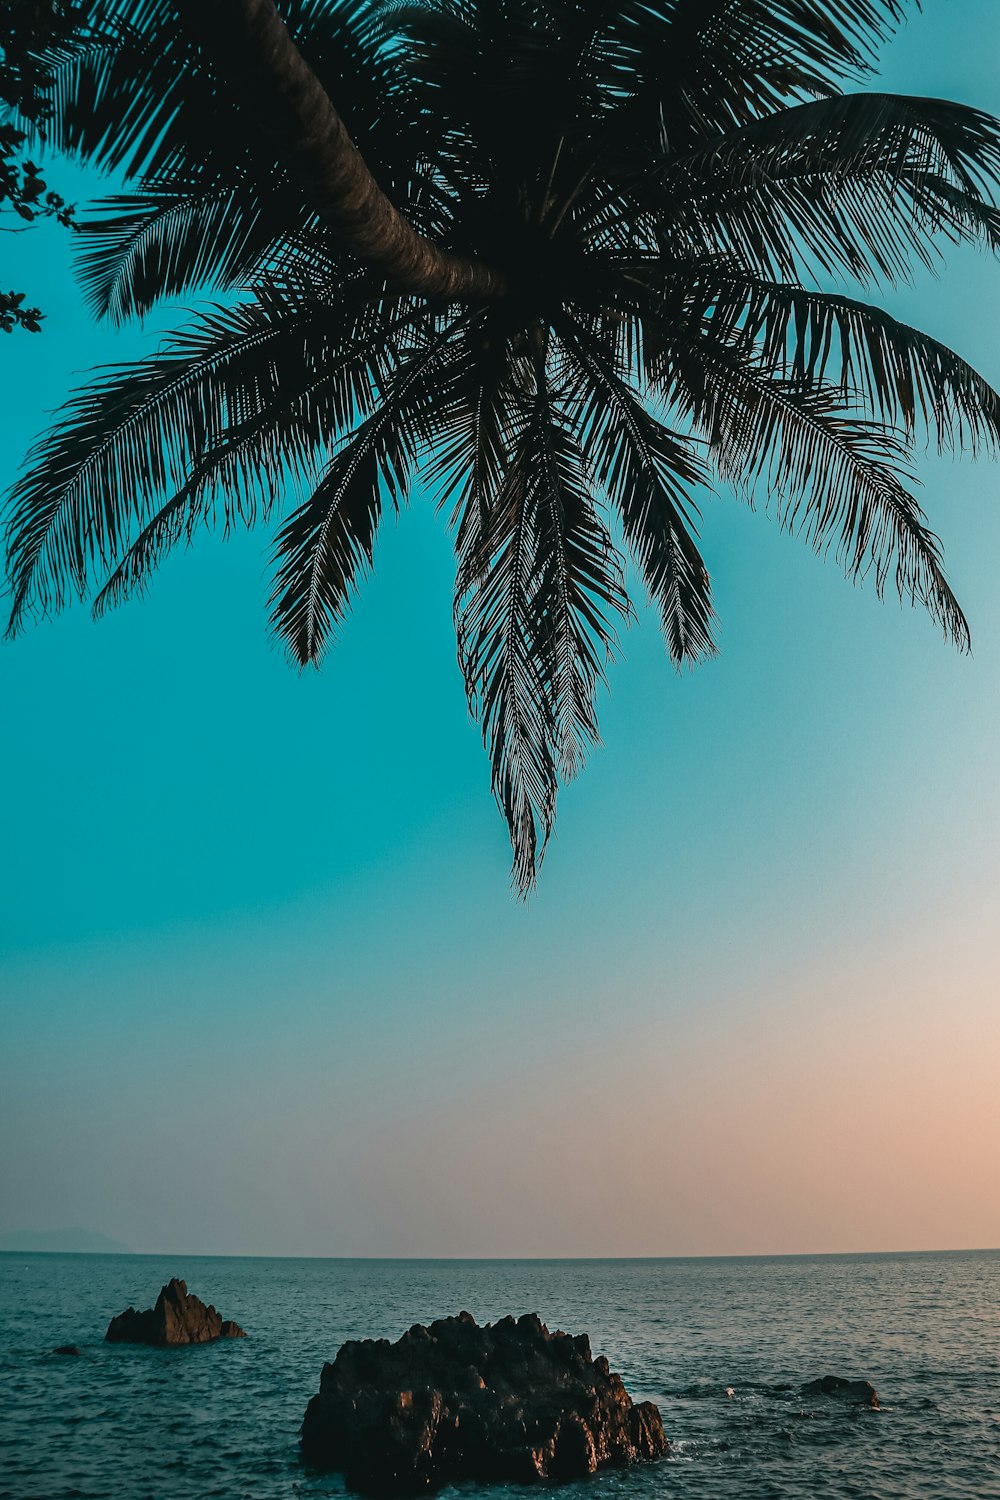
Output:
(105, 1278), (246, 1345)
(301, 1310), (667, 1496)
(801, 1375), (879, 1408)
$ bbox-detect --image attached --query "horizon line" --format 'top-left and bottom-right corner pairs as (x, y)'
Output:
(3, 1246), (998, 1261)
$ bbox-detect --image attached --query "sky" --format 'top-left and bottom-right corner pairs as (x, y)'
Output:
(1, 0), (998, 1259)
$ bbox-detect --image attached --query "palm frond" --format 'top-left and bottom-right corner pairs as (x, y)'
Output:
(445, 338), (630, 888)
(268, 318), (463, 664)
(90, 355), (365, 617)
(557, 315), (718, 664)
(3, 291), (388, 634)
(454, 391), (559, 893)
(658, 94), (1000, 283)
(608, 0), (908, 146)
(531, 357), (630, 778)
(418, 325), (528, 578)
(690, 268), (1000, 451)
(74, 180), (315, 323)
(662, 335), (969, 647)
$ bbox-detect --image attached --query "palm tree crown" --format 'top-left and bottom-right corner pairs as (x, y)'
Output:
(4, 0), (1000, 890)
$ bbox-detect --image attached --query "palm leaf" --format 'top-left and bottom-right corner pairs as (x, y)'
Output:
(530, 359), (630, 778)
(454, 392), (559, 893)
(662, 333), (969, 646)
(3, 290), (387, 634)
(688, 268), (1000, 451)
(74, 179), (316, 323)
(90, 351), (376, 617)
(657, 94), (1000, 284)
(557, 315), (718, 664)
(607, 0), (908, 148)
(268, 318), (463, 664)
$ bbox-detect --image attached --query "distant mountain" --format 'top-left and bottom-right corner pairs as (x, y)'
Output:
(0, 1228), (131, 1254)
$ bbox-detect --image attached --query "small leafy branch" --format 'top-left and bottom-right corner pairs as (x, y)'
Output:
(1, 3), (86, 333)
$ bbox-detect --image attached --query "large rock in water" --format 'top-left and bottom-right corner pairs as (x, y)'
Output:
(801, 1375), (879, 1408)
(301, 1311), (667, 1496)
(105, 1278), (246, 1345)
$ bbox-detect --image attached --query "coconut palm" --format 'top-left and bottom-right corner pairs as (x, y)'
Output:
(4, 0), (1000, 890)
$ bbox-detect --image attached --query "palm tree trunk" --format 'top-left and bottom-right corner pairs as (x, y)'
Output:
(196, 0), (507, 300)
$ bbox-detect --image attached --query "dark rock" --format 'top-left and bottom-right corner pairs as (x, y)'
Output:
(53, 1345), (82, 1356)
(105, 1278), (246, 1345)
(801, 1375), (879, 1408)
(301, 1310), (667, 1496)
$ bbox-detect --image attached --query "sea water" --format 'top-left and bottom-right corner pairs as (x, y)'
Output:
(1, 1251), (998, 1500)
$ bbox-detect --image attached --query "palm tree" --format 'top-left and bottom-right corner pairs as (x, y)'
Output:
(4, 0), (999, 891)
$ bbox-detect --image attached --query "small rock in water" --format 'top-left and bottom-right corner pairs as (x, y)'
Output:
(801, 1375), (879, 1408)
(53, 1345), (82, 1356)
(105, 1278), (246, 1346)
(301, 1310), (668, 1496)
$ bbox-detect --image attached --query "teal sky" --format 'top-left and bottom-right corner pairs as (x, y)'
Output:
(2, 0), (998, 1257)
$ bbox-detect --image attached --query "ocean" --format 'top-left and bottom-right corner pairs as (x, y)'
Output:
(1, 1251), (998, 1500)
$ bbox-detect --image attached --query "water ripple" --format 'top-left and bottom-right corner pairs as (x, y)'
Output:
(1, 1251), (998, 1500)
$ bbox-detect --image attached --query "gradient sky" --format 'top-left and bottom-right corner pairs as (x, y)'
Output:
(1, 0), (998, 1258)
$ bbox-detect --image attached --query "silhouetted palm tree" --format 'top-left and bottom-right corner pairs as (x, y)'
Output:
(4, 0), (1000, 889)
